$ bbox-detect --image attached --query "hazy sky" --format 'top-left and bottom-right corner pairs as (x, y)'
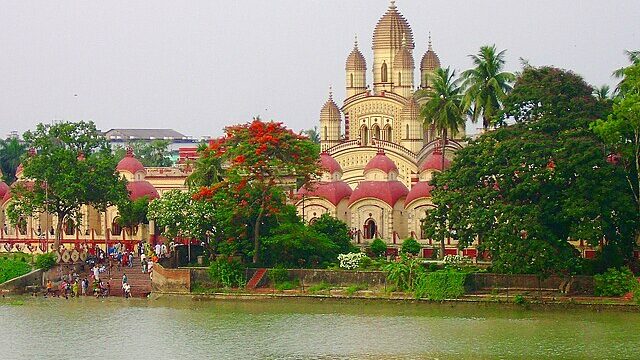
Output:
(1, 0), (638, 138)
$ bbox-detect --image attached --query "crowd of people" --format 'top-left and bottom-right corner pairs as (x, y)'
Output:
(41, 241), (172, 299)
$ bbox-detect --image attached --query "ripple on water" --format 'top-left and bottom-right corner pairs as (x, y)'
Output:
(0, 297), (639, 360)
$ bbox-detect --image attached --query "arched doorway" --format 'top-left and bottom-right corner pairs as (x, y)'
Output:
(371, 124), (381, 140)
(111, 217), (122, 236)
(364, 219), (377, 239)
(360, 125), (369, 145)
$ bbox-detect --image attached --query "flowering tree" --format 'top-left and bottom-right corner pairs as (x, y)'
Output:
(195, 119), (320, 264)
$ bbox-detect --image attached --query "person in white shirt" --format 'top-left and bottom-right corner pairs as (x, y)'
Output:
(154, 243), (161, 257)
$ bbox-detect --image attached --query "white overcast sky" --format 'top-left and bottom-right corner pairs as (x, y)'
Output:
(0, 0), (638, 138)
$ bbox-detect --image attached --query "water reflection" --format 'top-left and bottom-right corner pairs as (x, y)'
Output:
(0, 296), (638, 359)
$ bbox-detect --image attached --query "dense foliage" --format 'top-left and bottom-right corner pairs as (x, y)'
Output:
(114, 140), (173, 167)
(594, 267), (638, 297)
(194, 119), (321, 263)
(0, 258), (32, 283)
(0, 138), (26, 184)
(116, 196), (150, 235)
(369, 238), (387, 258)
(400, 238), (421, 255)
(208, 258), (246, 288)
(34, 252), (56, 271)
(309, 214), (357, 255)
(8, 121), (128, 249)
(423, 66), (638, 275)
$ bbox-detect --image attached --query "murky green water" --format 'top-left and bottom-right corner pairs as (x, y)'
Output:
(0, 296), (638, 359)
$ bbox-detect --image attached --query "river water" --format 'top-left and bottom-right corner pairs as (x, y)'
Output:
(0, 295), (638, 359)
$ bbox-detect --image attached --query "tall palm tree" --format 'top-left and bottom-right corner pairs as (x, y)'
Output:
(461, 45), (515, 130)
(593, 85), (611, 101)
(0, 138), (27, 184)
(613, 50), (640, 93)
(420, 67), (465, 259)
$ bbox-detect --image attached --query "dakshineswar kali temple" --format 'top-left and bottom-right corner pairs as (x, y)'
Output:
(296, 1), (469, 257)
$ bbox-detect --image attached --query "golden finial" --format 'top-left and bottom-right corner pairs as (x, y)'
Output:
(329, 85), (333, 100)
(428, 32), (433, 51)
(354, 34), (358, 48)
(390, 0), (396, 10)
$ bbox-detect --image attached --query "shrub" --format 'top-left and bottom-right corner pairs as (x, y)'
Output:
(358, 255), (372, 269)
(338, 252), (365, 269)
(384, 255), (425, 292)
(345, 284), (367, 296)
(208, 258), (246, 288)
(0, 259), (32, 284)
(415, 270), (467, 300)
(34, 253), (56, 271)
(275, 280), (299, 291)
(269, 265), (289, 285)
(369, 238), (387, 258)
(308, 281), (331, 293)
(514, 294), (527, 305)
(401, 238), (421, 255)
(594, 267), (638, 297)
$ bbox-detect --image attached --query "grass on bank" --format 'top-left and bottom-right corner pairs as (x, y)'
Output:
(0, 257), (32, 284)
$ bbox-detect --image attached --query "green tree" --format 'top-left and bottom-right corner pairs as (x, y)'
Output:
(7, 121), (128, 250)
(502, 66), (608, 125)
(309, 213), (356, 255)
(423, 67), (637, 275)
(401, 237), (421, 256)
(369, 238), (387, 258)
(0, 138), (27, 184)
(592, 62), (640, 215)
(461, 45), (515, 130)
(593, 84), (612, 101)
(116, 196), (150, 235)
(147, 189), (218, 254)
(420, 67), (465, 258)
(194, 119), (321, 264)
(613, 50), (639, 92)
(302, 127), (321, 144)
(185, 142), (224, 189)
(261, 222), (338, 268)
(114, 139), (173, 167)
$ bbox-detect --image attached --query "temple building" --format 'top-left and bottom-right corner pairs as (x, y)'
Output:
(297, 1), (468, 257)
(0, 149), (190, 260)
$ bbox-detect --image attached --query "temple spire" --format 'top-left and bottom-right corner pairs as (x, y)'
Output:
(428, 32), (433, 51)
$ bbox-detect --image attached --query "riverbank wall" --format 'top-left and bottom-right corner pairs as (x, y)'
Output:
(151, 265), (595, 296)
(0, 269), (43, 294)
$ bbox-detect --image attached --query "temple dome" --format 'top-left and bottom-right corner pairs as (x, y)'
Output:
(346, 41), (367, 71)
(126, 181), (159, 201)
(420, 150), (451, 172)
(420, 41), (441, 71)
(320, 152), (342, 174)
(117, 148), (145, 175)
(364, 150), (398, 174)
(349, 180), (408, 206)
(298, 181), (352, 206)
(372, 1), (414, 50)
(401, 97), (420, 121)
(0, 181), (9, 202)
(320, 93), (341, 122)
(393, 37), (414, 69)
(404, 181), (433, 208)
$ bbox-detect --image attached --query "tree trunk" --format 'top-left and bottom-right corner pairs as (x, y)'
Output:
(439, 129), (447, 260)
(54, 213), (64, 251)
(252, 205), (265, 264)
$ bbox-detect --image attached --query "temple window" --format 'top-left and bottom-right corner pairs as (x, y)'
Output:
(406, 124), (410, 139)
(364, 219), (377, 239)
(381, 62), (388, 82)
(350, 73), (354, 88)
(360, 125), (369, 145)
(398, 72), (401, 86)
(111, 218), (122, 236)
(324, 126), (328, 141)
(64, 219), (75, 235)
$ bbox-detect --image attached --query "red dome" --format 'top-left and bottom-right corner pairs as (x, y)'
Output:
(349, 180), (408, 206)
(126, 181), (159, 200)
(420, 151), (451, 172)
(364, 150), (398, 174)
(0, 181), (8, 201)
(117, 148), (145, 174)
(298, 181), (352, 206)
(320, 152), (342, 174)
(404, 182), (434, 208)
